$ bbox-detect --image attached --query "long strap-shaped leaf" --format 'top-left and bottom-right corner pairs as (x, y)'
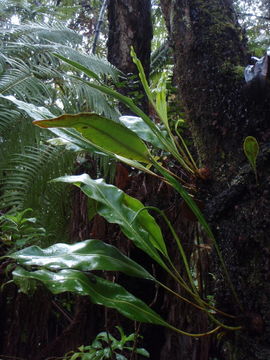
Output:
(13, 267), (222, 337)
(7, 239), (154, 280)
(53, 174), (168, 266)
(12, 266), (166, 325)
(33, 113), (151, 164)
(72, 78), (194, 173)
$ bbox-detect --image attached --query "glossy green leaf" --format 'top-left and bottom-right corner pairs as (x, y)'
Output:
(74, 78), (190, 166)
(33, 113), (151, 163)
(119, 115), (165, 149)
(13, 266), (169, 326)
(243, 136), (259, 181)
(49, 128), (109, 156)
(59, 52), (162, 144)
(71, 77), (174, 151)
(123, 194), (168, 256)
(53, 174), (168, 267)
(8, 239), (154, 280)
(0, 95), (108, 156)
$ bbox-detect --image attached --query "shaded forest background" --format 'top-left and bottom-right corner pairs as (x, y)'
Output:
(0, 1), (270, 359)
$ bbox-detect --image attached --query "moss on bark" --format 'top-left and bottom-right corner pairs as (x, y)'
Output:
(161, 1), (270, 359)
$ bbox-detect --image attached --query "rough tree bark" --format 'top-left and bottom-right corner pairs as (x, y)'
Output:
(107, 0), (152, 79)
(160, 0), (270, 359)
(107, 0), (152, 113)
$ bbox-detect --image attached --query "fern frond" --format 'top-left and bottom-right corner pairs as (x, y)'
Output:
(0, 20), (122, 246)
(0, 104), (21, 134)
(0, 144), (76, 244)
(55, 46), (121, 81)
(3, 21), (82, 46)
(150, 40), (172, 77)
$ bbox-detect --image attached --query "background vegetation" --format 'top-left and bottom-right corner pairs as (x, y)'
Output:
(0, 1), (270, 359)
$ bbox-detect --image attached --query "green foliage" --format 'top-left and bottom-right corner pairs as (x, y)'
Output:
(7, 239), (154, 280)
(0, 20), (123, 245)
(52, 175), (168, 265)
(33, 113), (152, 163)
(1, 2), (269, 356)
(12, 266), (168, 326)
(4, 38), (243, 338)
(0, 208), (46, 251)
(119, 115), (166, 150)
(62, 326), (149, 360)
(243, 136), (259, 183)
(47, 51), (196, 174)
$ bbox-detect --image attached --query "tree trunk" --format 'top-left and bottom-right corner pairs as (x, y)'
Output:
(107, 0), (152, 78)
(107, 0), (152, 113)
(160, 0), (270, 359)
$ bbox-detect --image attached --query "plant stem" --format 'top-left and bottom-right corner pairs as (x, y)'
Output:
(151, 159), (243, 311)
(136, 205), (197, 293)
(132, 206), (237, 319)
(175, 120), (199, 171)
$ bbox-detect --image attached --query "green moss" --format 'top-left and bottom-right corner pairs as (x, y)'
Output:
(219, 62), (244, 80)
(229, 65), (245, 81)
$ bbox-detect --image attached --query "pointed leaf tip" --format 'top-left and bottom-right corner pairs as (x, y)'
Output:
(33, 113), (151, 163)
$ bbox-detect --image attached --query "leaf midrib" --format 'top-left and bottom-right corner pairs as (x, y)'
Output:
(81, 121), (149, 162)
(83, 181), (164, 267)
(16, 252), (152, 279)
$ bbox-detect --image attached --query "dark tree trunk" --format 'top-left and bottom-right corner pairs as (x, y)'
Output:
(107, 0), (152, 78)
(107, 0), (152, 113)
(160, 0), (270, 359)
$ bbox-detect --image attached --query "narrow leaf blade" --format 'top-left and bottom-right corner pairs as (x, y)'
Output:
(123, 194), (168, 256)
(53, 53), (100, 81)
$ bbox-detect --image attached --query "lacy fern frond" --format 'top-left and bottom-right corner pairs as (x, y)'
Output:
(0, 20), (121, 245)
(0, 144), (76, 244)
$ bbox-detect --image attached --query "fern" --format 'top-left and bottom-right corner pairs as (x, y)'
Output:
(0, 21), (121, 246)
(150, 40), (172, 78)
(2, 21), (82, 45)
(0, 144), (76, 244)
(0, 24), (121, 119)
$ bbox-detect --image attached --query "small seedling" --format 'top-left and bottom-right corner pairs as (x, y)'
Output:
(61, 326), (149, 360)
(243, 136), (259, 184)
